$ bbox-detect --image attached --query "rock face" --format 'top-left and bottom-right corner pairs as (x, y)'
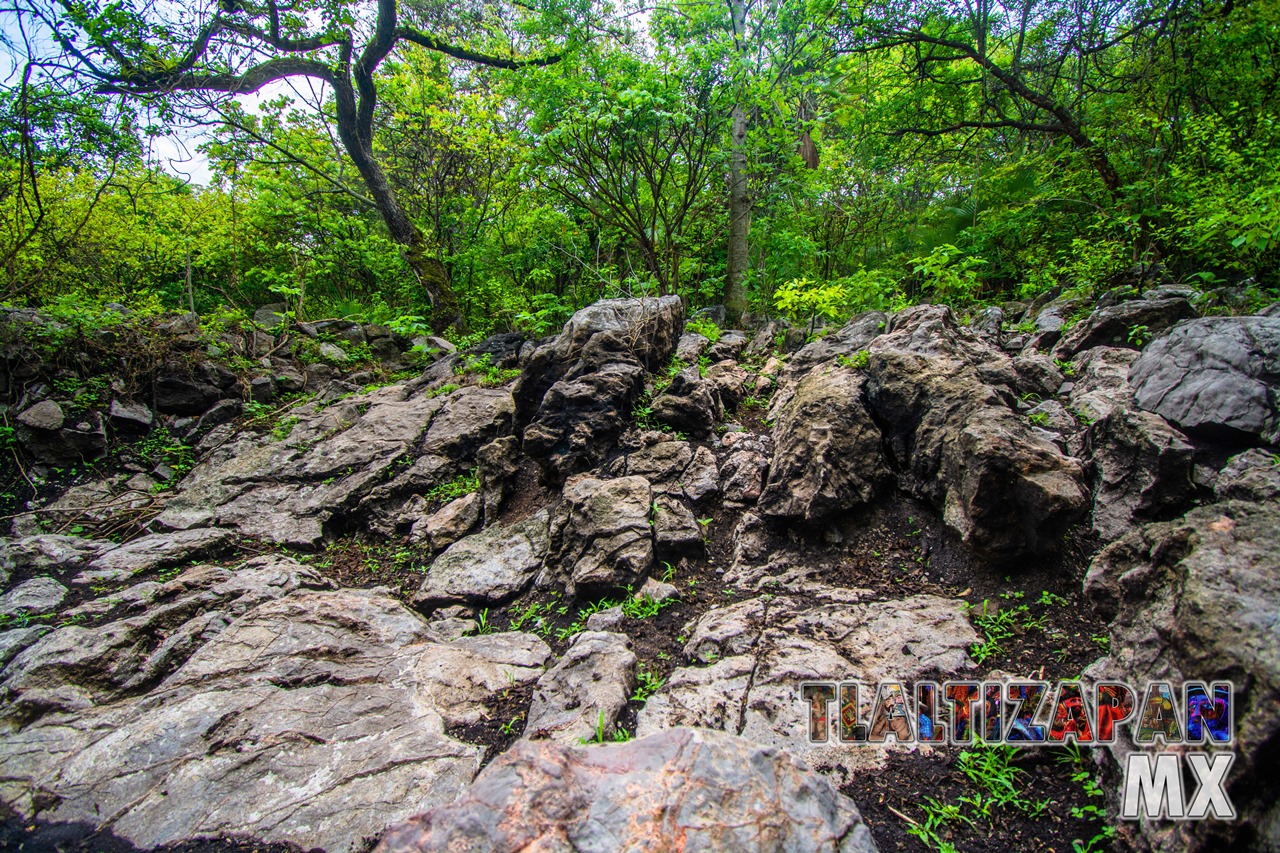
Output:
(638, 589), (977, 766)
(1084, 405), (1194, 540)
(547, 475), (653, 593)
(759, 365), (888, 522)
(651, 365), (723, 435)
(1083, 500), (1280, 853)
(414, 509), (550, 606)
(374, 728), (879, 853)
(1128, 315), (1280, 443)
(525, 630), (636, 743)
(1052, 295), (1195, 359)
(0, 582), (552, 853)
(517, 297), (683, 481)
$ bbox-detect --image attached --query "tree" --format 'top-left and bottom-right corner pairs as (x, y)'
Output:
(17, 0), (563, 330)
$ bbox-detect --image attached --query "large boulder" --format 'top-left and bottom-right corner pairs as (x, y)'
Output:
(785, 310), (887, 378)
(651, 365), (723, 436)
(1083, 405), (1194, 541)
(524, 630), (636, 743)
(1051, 295), (1196, 359)
(1083, 500), (1280, 853)
(374, 727), (878, 853)
(759, 365), (888, 522)
(546, 475), (653, 594)
(0, 583), (552, 853)
(1128, 315), (1280, 443)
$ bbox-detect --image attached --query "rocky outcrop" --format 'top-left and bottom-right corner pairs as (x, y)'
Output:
(1129, 315), (1280, 443)
(1084, 405), (1194, 540)
(1052, 295), (1196, 359)
(524, 630), (636, 743)
(1084, 500), (1280, 853)
(546, 475), (653, 594)
(374, 728), (879, 853)
(414, 509), (550, 607)
(651, 365), (723, 436)
(0, 584), (552, 853)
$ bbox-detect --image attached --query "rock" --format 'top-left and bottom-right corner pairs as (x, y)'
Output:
(414, 509), (550, 606)
(675, 331), (710, 362)
(17, 400), (64, 431)
(413, 492), (481, 550)
(525, 630), (636, 743)
(253, 302), (287, 327)
(547, 475), (653, 594)
(625, 439), (692, 484)
(637, 576), (680, 603)
(970, 305), (1003, 342)
(705, 360), (751, 410)
(523, 361), (647, 482)
(1084, 406), (1194, 541)
(1215, 449), (1280, 503)
(0, 577), (68, 617)
(374, 727), (878, 853)
(475, 436), (519, 524)
(786, 311), (887, 377)
(108, 398), (153, 432)
(319, 341), (349, 363)
(1067, 347), (1139, 422)
(1012, 353), (1065, 398)
(639, 591), (976, 772)
(1052, 296), (1196, 359)
(1083, 501), (1280, 853)
(653, 493), (703, 557)
(76, 528), (237, 584)
(0, 585), (551, 853)
(154, 372), (223, 415)
(682, 445), (720, 503)
(719, 439), (770, 508)
(0, 626), (49, 669)
(759, 365), (888, 522)
(651, 365), (722, 435)
(0, 534), (114, 576)
(1024, 400), (1076, 434)
(195, 398), (241, 434)
(1128, 315), (1280, 443)
(707, 329), (749, 362)
(249, 375), (275, 402)
(585, 605), (625, 632)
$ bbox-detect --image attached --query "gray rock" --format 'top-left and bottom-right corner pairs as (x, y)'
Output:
(1084, 501), (1280, 853)
(1024, 400), (1076, 434)
(651, 365), (723, 436)
(1012, 353), (1065, 398)
(1084, 406), (1194, 541)
(1129, 315), (1280, 443)
(412, 492), (481, 550)
(1068, 347), (1139, 422)
(77, 528), (237, 584)
(1052, 296), (1196, 359)
(675, 331), (710, 362)
(374, 728), (878, 853)
(625, 439), (692, 484)
(318, 341), (349, 363)
(253, 302), (287, 327)
(637, 576), (680, 603)
(414, 509), (550, 606)
(720, 443), (770, 508)
(759, 365), (888, 522)
(525, 630), (636, 743)
(548, 475), (653, 594)
(1, 534), (115, 576)
(653, 493), (703, 557)
(475, 435), (520, 524)
(0, 577), (68, 617)
(682, 445), (720, 503)
(17, 400), (64, 431)
(154, 372), (222, 415)
(786, 311), (887, 377)
(108, 398), (154, 432)
(0, 585), (551, 853)
(706, 329), (749, 362)
(0, 626), (49, 669)
(249, 375), (275, 403)
(584, 604), (625, 632)
(1215, 449), (1280, 504)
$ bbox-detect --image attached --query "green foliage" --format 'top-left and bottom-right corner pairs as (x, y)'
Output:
(631, 662), (666, 702)
(773, 277), (849, 334)
(455, 353), (521, 387)
(685, 317), (722, 343)
(837, 349), (870, 370)
(909, 245), (987, 305)
(425, 469), (480, 502)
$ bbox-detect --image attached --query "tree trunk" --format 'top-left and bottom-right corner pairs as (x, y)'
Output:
(724, 0), (750, 326)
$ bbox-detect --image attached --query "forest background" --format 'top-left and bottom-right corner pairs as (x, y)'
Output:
(0, 0), (1276, 342)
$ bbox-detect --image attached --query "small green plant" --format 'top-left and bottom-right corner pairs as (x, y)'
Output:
(471, 608), (496, 636)
(773, 276), (850, 337)
(967, 599), (1028, 665)
(1027, 411), (1049, 426)
(1091, 632), (1111, 652)
(455, 352), (520, 387)
(1038, 590), (1070, 607)
(1127, 324), (1151, 347)
(837, 349), (870, 370)
(685, 317), (722, 343)
(427, 382), (460, 399)
(631, 662), (666, 702)
(425, 469), (480, 502)
(498, 714), (525, 736)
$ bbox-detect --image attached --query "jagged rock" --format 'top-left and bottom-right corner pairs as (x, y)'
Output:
(653, 492), (703, 557)
(585, 604), (625, 632)
(651, 365), (722, 435)
(0, 626), (48, 669)
(719, 434), (771, 507)
(1128, 315), (1280, 443)
(411, 492), (481, 549)
(638, 590), (976, 770)
(682, 445), (720, 503)
(1012, 353), (1065, 398)
(0, 585), (551, 853)
(154, 372), (223, 415)
(1067, 347), (1138, 422)
(374, 727), (878, 853)
(414, 509), (550, 606)
(707, 329), (749, 362)
(17, 400), (64, 431)
(970, 305), (1004, 343)
(759, 365), (888, 522)
(1215, 449), (1280, 503)
(705, 360), (751, 410)
(675, 331), (710, 362)
(249, 375), (275, 402)
(1052, 296), (1196, 359)
(547, 475), (653, 594)
(525, 630), (636, 743)
(0, 577), (67, 617)
(786, 311), (887, 377)
(252, 302), (286, 327)
(1084, 406), (1194, 540)
(18, 409), (107, 466)
(318, 341), (349, 363)
(523, 361), (647, 482)
(108, 397), (153, 432)
(637, 576), (680, 603)
(625, 439), (692, 484)
(0, 534), (114, 577)
(75, 527), (237, 584)
(1083, 501), (1280, 853)
(1025, 400), (1076, 434)
(475, 435), (519, 523)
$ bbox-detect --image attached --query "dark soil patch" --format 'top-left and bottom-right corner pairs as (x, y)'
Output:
(445, 680), (536, 766)
(832, 746), (1114, 853)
